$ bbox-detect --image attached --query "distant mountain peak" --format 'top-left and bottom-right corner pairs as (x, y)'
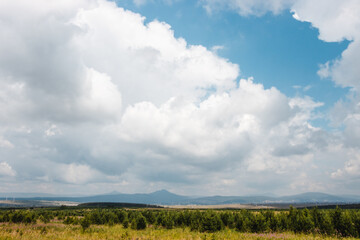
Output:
(154, 189), (170, 193)
(2, 190), (359, 205)
(151, 189), (174, 195)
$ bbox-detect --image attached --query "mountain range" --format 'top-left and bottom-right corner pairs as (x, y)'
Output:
(1, 190), (360, 205)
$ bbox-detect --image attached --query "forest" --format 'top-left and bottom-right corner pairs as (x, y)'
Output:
(1, 205), (360, 239)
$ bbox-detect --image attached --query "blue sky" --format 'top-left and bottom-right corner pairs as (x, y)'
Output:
(0, 0), (360, 196)
(115, 0), (351, 130)
(116, 0), (349, 107)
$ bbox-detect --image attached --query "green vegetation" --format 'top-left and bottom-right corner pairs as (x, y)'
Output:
(0, 206), (360, 239)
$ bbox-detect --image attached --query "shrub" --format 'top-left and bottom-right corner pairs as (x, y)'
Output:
(249, 213), (268, 233)
(200, 211), (223, 233)
(80, 217), (91, 232)
(131, 214), (147, 230)
(123, 217), (129, 228)
(136, 215), (147, 230)
(162, 214), (175, 229)
(235, 212), (250, 232)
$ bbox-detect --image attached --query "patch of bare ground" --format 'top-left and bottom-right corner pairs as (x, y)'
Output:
(0, 200), (79, 207)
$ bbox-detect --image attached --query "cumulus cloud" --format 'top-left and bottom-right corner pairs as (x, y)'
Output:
(290, 0), (360, 184)
(200, 0), (360, 194)
(202, 0), (360, 90)
(0, 137), (14, 149)
(119, 78), (294, 157)
(318, 41), (360, 90)
(71, 3), (239, 106)
(0, 0), (240, 193)
(330, 149), (360, 192)
(290, 0), (360, 92)
(0, 162), (16, 177)
(58, 163), (103, 184)
(291, 0), (360, 42)
(0, 0), (359, 195)
(0, 1), (123, 124)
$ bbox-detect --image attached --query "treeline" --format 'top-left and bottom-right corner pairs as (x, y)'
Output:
(1, 206), (360, 237)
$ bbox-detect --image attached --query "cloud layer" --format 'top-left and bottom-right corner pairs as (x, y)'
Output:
(0, 0), (359, 195)
(199, 0), (360, 194)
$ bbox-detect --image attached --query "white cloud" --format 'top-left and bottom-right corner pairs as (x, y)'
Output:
(0, 162), (16, 177)
(78, 68), (122, 118)
(211, 45), (225, 53)
(290, 1), (360, 186)
(291, 0), (360, 91)
(0, 0), (241, 193)
(45, 125), (61, 137)
(324, 41), (360, 90)
(331, 98), (360, 149)
(290, 172), (325, 192)
(291, 0), (360, 42)
(0, 0), (123, 125)
(317, 61), (331, 79)
(199, 0), (360, 194)
(118, 78), (294, 157)
(202, 0), (360, 90)
(71, 3), (239, 106)
(59, 163), (102, 184)
(0, 0), (359, 195)
(0, 137), (14, 149)
(331, 151), (360, 180)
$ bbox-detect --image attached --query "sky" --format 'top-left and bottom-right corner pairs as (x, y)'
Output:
(0, 0), (360, 197)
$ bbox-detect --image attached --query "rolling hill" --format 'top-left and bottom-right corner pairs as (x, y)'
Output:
(1, 190), (359, 206)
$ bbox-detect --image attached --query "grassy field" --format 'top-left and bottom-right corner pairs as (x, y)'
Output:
(1, 207), (360, 239)
(0, 223), (358, 240)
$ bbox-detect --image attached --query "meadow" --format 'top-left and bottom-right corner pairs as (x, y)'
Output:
(0, 206), (359, 239)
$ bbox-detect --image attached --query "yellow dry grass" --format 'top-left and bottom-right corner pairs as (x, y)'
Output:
(0, 223), (358, 240)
